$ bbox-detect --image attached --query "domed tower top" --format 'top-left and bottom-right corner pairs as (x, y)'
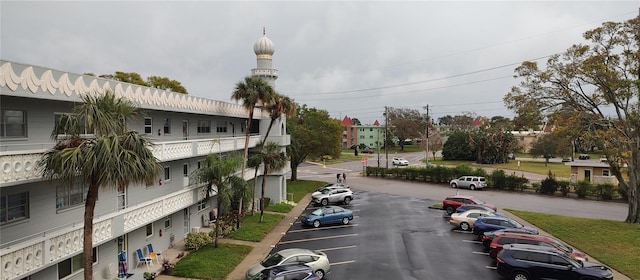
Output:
(251, 27), (278, 87)
(253, 27), (275, 55)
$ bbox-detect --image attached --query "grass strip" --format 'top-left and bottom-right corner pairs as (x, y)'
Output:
(506, 209), (640, 280)
(266, 202), (294, 213)
(226, 213), (284, 242)
(172, 243), (252, 280)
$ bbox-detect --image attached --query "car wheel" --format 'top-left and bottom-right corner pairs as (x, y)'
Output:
(313, 220), (321, 228)
(460, 222), (470, 231)
(343, 197), (352, 205)
(314, 269), (325, 279)
(470, 185), (476, 190)
(451, 183), (457, 188)
(342, 217), (350, 225)
(445, 205), (455, 215)
(512, 271), (529, 280)
(321, 199), (328, 206)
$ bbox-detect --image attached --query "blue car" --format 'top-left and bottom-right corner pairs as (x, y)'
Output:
(301, 206), (353, 228)
(472, 216), (538, 236)
(455, 204), (508, 217)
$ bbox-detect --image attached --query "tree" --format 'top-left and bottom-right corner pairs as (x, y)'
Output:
(489, 116), (514, 131)
(504, 16), (640, 223)
(287, 105), (342, 181)
(530, 134), (561, 166)
(251, 141), (287, 222)
(438, 115), (455, 126)
(100, 71), (147, 86)
(39, 91), (162, 279)
(351, 118), (362, 125)
(471, 128), (517, 164)
(386, 107), (429, 151)
(191, 152), (246, 247)
(442, 131), (476, 161)
(146, 76), (188, 94)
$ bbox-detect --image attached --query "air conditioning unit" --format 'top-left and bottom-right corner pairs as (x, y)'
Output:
(191, 227), (201, 233)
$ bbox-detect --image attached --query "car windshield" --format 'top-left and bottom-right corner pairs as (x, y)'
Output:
(471, 198), (486, 205)
(261, 253), (284, 267)
(311, 209), (324, 216)
(551, 239), (572, 253)
(510, 220), (524, 228)
(320, 189), (332, 194)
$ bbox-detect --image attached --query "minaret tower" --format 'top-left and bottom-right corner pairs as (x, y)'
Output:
(251, 27), (278, 87)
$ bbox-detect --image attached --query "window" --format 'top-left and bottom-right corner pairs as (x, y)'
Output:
(197, 120), (211, 133)
(602, 169), (610, 176)
(164, 217), (172, 229)
(370, 128), (373, 131)
(216, 121), (227, 133)
(57, 248), (97, 279)
(164, 166), (171, 182)
(183, 164), (189, 178)
(56, 181), (88, 210)
(197, 199), (209, 211)
(1, 192), (29, 224)
(197, 160), (204, 169)
(527, 252), (549, 263)
(369, 135), (373, 139)
(54, 113), (93, 135)
(1, 109), (27, 138)
(359, 135), (364, 139)
(146, 223), (153, 238)
(163, 118), (171, 134)
(144, 117), (152, 134)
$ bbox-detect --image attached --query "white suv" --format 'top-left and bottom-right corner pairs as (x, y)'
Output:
(449, 176), (487, 190)
(392, 157), (409, 166)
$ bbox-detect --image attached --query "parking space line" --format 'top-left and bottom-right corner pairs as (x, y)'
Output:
(452, 230), (473, 234)
(316, 245), (357, 252)
(288, 224), (358, 233)
(330, 260), (356, 266)
(278, 233), (359, 245)
(472, 251), (489, 256)
(462, 240), (482, 244)
(485, 266), (497, 270)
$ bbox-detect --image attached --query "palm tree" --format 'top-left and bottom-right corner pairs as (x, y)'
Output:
(231, 76), (276, 226)
(249, 94), (295, 212)
(39, 91), (162, 280)
(191, 152), (246, 247)
(252, 141), (287, 222)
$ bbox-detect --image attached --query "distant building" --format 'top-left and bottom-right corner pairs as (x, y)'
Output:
(341, 116), (384, 149)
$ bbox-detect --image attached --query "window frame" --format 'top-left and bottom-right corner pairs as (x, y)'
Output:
(56, 181), (89, 211)
(1, 192), (29, 225)
(216, 121), (227, 133)
(57, 247), (97, 279)
(146, 223), (153, 238)
(197, 199), (209, 211)
(197, 120), (211, 134)
(164, 166), (171, 182)
(0, 109), (27, 138)
(144, 117), (153, 134)
(163, 118), (171, 134)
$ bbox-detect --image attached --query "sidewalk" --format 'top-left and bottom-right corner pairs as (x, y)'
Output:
(155, 194), (312, 280)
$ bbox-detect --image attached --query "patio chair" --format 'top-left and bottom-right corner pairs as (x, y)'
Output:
(147, 243), (163, 263)
(135, 249), (152, 268)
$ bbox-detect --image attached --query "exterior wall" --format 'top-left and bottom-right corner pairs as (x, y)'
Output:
(0, 60), (288, 280)
(569, 166), (618, 185)
(357, 126), (384, 148)
(510, 130), (544, 153)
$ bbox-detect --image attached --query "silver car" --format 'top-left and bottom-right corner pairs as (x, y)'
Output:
(246, 248), (330, 279)
(449, 176), (487, 190)
(312, 187), (353, 206)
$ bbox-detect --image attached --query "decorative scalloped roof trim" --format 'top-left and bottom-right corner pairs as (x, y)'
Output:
(0, 61), (260, 118)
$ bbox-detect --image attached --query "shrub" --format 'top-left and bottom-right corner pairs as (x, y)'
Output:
(574, 180), (592, 198)
(539, 171), (558, 195)
(557, 180), (571, 197)
(595, 183), (616, 200)
(617, 184), (629, 202)
(531, 182), (541, 193)
(184, 232), (212, 251)
(489, 169), (507, 190)
(209, 217), (234, 237)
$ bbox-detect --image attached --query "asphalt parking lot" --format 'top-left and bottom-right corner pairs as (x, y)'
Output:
(269, 190), (503, 280)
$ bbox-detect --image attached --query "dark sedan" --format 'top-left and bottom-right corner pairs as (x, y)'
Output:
(301, 206), (353, 228)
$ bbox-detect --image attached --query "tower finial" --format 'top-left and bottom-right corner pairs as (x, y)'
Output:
(263, 26), (266, 36)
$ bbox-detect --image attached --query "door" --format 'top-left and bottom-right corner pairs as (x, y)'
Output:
(183, 208), (190, 236)
(182, 120), (189, 140)
(584, 169), (591, 182)
(117, 184), (127, 210)
(117, 235), (128, 256)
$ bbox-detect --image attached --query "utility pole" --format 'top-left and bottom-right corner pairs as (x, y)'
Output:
(424, 105), (430, 166)
(384, 106), (389, 169)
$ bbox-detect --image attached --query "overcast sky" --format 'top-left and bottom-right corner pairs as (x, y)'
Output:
(2, 1), (638, 124)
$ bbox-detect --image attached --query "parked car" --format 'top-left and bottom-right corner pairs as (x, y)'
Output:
(507, 153), (516, 160)
(481, 228), (538, 249)
(312, 187), (353, 206)
(249, 264), (319, 280)
(600, 155), (608, 163)
(471, 216), (538, 237)
(246, 248), (330, 280)
(496, 244), (613, 280)
(442, 195), (497, 215)
(392, 157), (409, 166)
(301, 206), (354, 228)
(489, 232), (588, 261)
(578, 154), (590, 160)
(312, 183), (349, 195)
(361, 147), (374, 154)
(449, 209), (495, 231)
(449, 176), (487, 190)
(455, 204), (508, 217)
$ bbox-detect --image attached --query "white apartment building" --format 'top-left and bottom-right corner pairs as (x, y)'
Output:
(0, 32), (289, 280)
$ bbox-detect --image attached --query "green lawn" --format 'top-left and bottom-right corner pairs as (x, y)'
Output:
(171, 243), (252, 280)
(286, 179), (327, 202)
(507, 209), (640, 279)
(226, 213), (284, 242)
(265, 202), (294, 213)
(431, 158), (571, 178)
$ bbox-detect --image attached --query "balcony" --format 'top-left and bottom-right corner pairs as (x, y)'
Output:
(0, 135), (261, 187)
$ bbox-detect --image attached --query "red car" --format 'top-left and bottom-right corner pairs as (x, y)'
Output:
(489, 232), (588, 261)
(442, 195), (496, 215)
